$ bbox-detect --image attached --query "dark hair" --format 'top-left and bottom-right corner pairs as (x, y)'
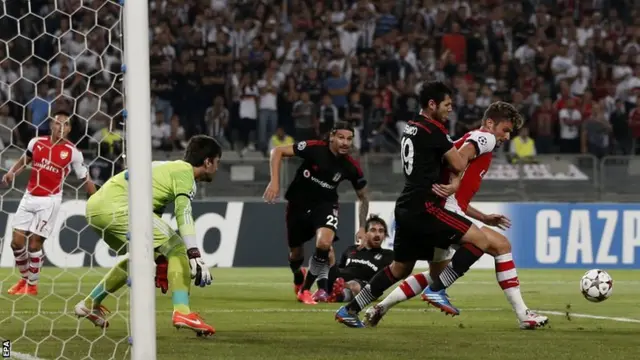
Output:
(419, 81), (452, 108)
(184, 135), (222, 167)
(366, 214), (388, 236)
(331, 120), (354, 134)
(482, 101), (524, 130)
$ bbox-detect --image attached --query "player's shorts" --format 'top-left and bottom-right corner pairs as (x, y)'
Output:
(392, 201), (472, 263)
(12, 192), (62, 238)
(85, 195), (183, 256)
(430, 203), (479, 262)
(285, 201), (340, 248)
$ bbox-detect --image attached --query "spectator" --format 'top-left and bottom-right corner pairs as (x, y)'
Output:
(582, 102), (611, 159)
(257, 67), (280, 153)
(268, 126), (294, 153)
(558, 98), (583, 153)
(510, 126), (536, 163)
(0, 104), (18, 149)
(292, 91), (317, 141)
(151, 110), (172, 151)
(318, 94), (339, 136)
(204, 96), (230, 149)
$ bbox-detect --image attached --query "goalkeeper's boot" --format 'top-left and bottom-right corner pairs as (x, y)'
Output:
(421, 286), (460, 316)
(335, 306), (365, 328)
(363, 304), (387, 328)
(7, 279), (26, 295)
(518, 310), (549, 330)
(74, 300), (110, 328)
(312, 289), (329, 303)
(296, 290), (317, 305)
(293, 268), (307, 295)
(172, 311), (215, 336)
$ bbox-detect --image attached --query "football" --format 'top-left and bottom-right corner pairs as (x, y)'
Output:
(580, 269), (613, 302)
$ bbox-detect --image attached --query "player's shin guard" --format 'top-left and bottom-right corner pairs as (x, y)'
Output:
(495, 253), (528, 316)
(346, 266), (401, 313)
(379, 272), (429, 311)
(288, 255), (305, 285)
(301, 248), (329, 291)
(27, 250), (44, 285)
(430, 243), (483, 291)
(85, 257), (129, 308)
(13, 246), (28, 279)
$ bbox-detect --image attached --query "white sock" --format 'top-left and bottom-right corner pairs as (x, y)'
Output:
(27, 250), (44, 286)
(495, 253), (528, 319)
(378, 271), (430, 312)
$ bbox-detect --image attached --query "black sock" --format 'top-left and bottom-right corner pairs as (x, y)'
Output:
(289, 256), (305, 285)
(345, 265), (400, 313)
(326, 265), (340, 291)
(301, 248), (329, 291)
(317, 278), (328, 292)
(430, 243), (484, 291)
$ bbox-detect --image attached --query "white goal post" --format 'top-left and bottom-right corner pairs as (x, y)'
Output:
(122, 0), (156, 359)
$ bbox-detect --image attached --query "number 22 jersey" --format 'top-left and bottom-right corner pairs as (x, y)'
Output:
(395, 115), (453, 210)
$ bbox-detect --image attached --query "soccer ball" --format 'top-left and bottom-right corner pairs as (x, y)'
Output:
(580, 269), (613, 302)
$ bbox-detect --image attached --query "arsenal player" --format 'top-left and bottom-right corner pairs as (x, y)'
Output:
(364, 102), (549, 330)
(3, 109), (97, 295)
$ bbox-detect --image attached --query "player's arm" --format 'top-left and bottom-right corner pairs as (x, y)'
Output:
(70, 147), (97, 196)
(2, 138), (35, 185)
(264, 141), (322, 203)
(465, 205), (512, 230)
(172, 171), (212, 287)
(465, 205), (488, 223)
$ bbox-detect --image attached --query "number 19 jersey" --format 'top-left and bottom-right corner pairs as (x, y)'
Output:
(395, 115), (454, 210)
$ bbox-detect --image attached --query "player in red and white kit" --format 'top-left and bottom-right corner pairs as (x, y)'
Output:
(364, 102), (549, 330)
(3, 110), (97, 295)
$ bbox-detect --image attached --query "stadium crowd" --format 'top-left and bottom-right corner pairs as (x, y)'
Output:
(1, 0), (639, 160)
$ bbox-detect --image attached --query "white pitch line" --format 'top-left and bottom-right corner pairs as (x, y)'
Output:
(536, 310), (640, 324)
(2, 308), (640, 325)
(9, 352), (49, 360)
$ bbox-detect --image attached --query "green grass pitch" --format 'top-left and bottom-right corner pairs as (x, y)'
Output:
(0, 268), (639, 360)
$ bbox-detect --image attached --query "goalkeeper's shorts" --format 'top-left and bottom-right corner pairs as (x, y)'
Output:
(86, 211), (183, 256)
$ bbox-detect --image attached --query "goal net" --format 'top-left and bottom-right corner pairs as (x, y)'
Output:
(0, 1), (132, 358)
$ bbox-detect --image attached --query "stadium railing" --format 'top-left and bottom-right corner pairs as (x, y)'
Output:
(1, 149), (638, 202)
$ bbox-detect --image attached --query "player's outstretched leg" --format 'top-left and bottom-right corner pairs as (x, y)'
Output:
(168, 243), (215, 336)
(23, 234), (46, 295)
(298, 228), (334, 305)
(422, 225), (490, 316)
(7, 230), (29, 295)
(336, 264), (403, 328)
(75, 256), (129, 328)
(365, 271), (431, 327)
(312, 247), (335, 302)
(485, 228), (548, 329)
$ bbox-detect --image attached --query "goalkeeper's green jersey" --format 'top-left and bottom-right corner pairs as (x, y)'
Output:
(86, 160), (197, 239)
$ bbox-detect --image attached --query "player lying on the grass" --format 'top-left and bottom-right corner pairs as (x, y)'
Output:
(74, 135), (220, 336)
(3, 109), (97, 296)
(318, 215), (393, 303)
(364, 102), (548, 330)
(263, 121), (370, 305)
(336, 81), (494, 328)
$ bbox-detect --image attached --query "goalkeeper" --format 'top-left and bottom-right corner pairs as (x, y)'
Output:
(74, 135), (221, 336)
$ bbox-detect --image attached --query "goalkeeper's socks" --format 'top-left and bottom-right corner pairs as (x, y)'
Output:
(345, 265), (400, 313)
(430, 243), (484, 291)
(172, 291), (190, 314)
(289, 256), (305, 285)
(301, 248), (329, 291)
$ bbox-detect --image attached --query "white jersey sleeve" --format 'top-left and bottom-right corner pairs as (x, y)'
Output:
(465, 131), (496, 156)
(69, 146), (88, 179)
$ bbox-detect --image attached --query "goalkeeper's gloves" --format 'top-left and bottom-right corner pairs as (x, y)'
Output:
(187, 248), (212, 287)
(154, 255), (169, 294)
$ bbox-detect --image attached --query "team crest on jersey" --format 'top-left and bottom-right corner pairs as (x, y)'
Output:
(297, 141), (307, 151)
(332, 172), (341, 182)
(374, 254), (382, 260)
(60, 150), (69, 159)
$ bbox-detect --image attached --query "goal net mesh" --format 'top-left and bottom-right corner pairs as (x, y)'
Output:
(0, 0), (130, 358)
